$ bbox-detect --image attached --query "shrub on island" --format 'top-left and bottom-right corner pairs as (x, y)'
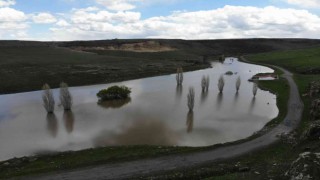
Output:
(97, 85), (131, 101)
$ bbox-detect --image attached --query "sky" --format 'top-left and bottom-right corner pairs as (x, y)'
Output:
(1, 0), (320, 41)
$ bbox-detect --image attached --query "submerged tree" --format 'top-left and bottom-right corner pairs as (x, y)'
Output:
(42, 84), (55, 113)
(201, 75), (210, 92)
(236, 76), (241, 92)
(60, 82), (73, 110)
(218, 75), (225, 93)
(219, 54), (225, 63)
(187, 87), (195, 112)
(252, 82), (258, 97)
(176, 67), (184, 85)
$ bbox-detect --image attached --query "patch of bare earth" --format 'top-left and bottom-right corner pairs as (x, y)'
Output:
(73, 41), (176, 52)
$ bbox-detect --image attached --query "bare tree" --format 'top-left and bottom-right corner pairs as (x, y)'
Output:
(60, 82), (72, 110)
(187, 87), (195, 112)
(236, 76), (241, 92)
(252, 82), (258, 97)
(218, 75), (225, 93)
(176, 67), (183, 85)
(42, 84), (55, 113)
(201, 75), (210, 92)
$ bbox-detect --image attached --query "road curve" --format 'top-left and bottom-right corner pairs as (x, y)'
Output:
(26, 65), (304, 180)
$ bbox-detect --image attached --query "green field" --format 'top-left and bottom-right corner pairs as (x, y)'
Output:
(0, 47), (208, 94)
(246, 46), (320, 74)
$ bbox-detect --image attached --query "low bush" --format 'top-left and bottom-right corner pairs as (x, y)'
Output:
(97, 85), (131, 101)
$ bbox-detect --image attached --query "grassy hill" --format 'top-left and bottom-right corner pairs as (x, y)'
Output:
(0, 38), (320, 94)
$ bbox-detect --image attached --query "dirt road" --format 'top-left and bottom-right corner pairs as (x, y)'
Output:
(25, 66), (303, 180)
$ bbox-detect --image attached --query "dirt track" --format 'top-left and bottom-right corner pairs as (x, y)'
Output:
(24, 64), (303, 180)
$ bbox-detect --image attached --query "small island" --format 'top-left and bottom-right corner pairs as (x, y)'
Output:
(97, 85), (131, 101)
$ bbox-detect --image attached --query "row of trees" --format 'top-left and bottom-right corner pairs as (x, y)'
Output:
(176, 67), (259, 112)
(42, 82), (73, 113)
(176, 67), (258, 96)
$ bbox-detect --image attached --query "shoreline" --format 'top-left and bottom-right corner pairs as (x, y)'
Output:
(0, 58), (292, 179)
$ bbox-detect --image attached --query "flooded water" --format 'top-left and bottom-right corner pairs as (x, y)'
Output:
(0, 58), (278, 161)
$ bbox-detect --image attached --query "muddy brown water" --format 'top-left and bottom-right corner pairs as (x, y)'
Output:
(0, 58), (278, 161)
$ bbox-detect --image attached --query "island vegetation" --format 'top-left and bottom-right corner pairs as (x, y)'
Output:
(97, 85), (131, 101)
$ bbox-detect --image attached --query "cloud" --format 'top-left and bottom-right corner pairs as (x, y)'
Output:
(71, 9), (141, 24)
(0, 0), (15, 7)
(46, 5), (320, 41)
(283, 0), (320, 8)
(0, 7), (29, 39)
(0, 7), (26, 22)
(56, 19), (70, 27)
(95, 0), (141, 11)
(32, 12), (57, 24)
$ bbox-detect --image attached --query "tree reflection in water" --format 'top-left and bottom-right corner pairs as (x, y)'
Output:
(46, 113), (58, 137)
(200, 90), (209, 105)
(249, 97), (256, 113)
(216, 93), (223, 110)
(186, 111), (194, 133)
(97, 98), (131, 109)
(63, 110), (75, 134)
(176, 84), (183, 100)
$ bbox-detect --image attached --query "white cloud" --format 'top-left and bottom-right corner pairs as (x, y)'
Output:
(0, 0), (15, 7)
(0, 7), (26, 22)
(0, 7), (29, 39)
(71, 9), (141, 24)
(71, 6), (100, 12)
(56, 19), (70, 27)
(95, 0), (141, 11)
(284, 0), (320, 8)
(32, 12), (57, 24)
(46, 5), (320, 41)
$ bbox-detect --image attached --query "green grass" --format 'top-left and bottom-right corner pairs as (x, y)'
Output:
(259, 77), (289, 128)
(294, 74), (320, 134)
(143, 142), (295, 180)
(0, 145), (198, 179)
(0, 47), (209, 94)
(246, 46), (320, 74)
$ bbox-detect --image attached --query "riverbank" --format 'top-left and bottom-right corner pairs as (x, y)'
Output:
(0, 60), (289, 179)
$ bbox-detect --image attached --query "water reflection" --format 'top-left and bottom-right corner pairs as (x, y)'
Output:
(234, 92), (239, 103)
(63, 110), (75, 134)
(249, 97), (256, 113)
(0, 58), (279, 161)
(94, 118), (178, 146)
(216, 93), (223, 110)
(200, 91), (209, 105)
(97, 98), (131, 109)
(46, 113), (58, 137)
(186, 111), (194, 133)
(176, 85), (183, 99)
(231, 92), (240, 111)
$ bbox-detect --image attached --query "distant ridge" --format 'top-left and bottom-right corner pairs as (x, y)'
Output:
(1, 39), (320, 55)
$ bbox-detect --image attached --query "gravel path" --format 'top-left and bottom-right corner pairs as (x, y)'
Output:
(25, 66), (303, 180)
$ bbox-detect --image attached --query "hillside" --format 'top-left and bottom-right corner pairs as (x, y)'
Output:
(0, 38), (320, 94)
